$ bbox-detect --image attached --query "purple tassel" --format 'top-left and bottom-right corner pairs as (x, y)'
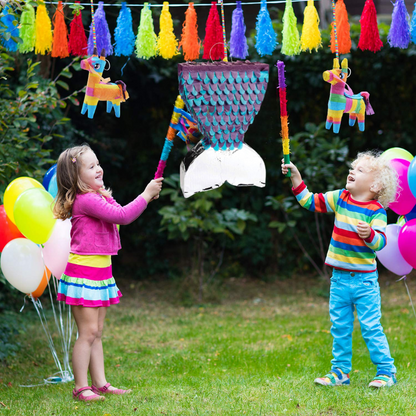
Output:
(230, 1), (248, 59)
(88, 1), (113, 56)
(387, 0), (410, 48)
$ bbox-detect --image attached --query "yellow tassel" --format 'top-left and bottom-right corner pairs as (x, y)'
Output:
(157, 2), (179, 59)
(300, 0), (321, 52)
(35, 1), (53, 54)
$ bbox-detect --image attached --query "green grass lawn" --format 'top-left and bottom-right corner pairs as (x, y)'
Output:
(1, 274), (416, 415)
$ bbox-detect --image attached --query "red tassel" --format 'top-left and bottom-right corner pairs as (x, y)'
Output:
(68, 1), (87, 57)
(358, 0), (383, 52)
(202, 2), (224, 60)
(330, 0), (351, 54)
(52, 1), (69, 58)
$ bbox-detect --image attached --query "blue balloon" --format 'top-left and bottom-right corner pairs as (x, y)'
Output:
(48, 173), (58, 199)
(43, 164), (57, 190)
(405, 204), (416, 222)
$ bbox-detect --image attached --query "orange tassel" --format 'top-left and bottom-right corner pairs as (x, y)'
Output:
(330, 0), (351, 54)
(179, 3), (200, 61)
(52, 1), (69, 58)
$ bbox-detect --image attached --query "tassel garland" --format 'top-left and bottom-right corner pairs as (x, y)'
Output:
(19, 3), (36, 53)
(179, 2), (200, 61)
(358, 0), (383, 52)
(300, 0), (321, 52)
(281, 0), (300, 55)
(68, 1), (88, 56)
(157, 2), (179, 59)
(230, 1), (248, 59)
(255, 0), (277, 56)
(411, 3), (416, 44)
(35, 1), (53, 55)
(88, 1), (113, 56)
(115, 2), (135, 56)
(1, 5), (19, 52)
(202, 2), (224, 60)
(388, 0), (410, 48)
(135, 3), (157, 59)
(52, 1), (69, 58)
(330, 0), (351, 54)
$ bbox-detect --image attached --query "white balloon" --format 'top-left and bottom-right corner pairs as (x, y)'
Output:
(1, 238), (44, 293)
(43, 219), (71, 279)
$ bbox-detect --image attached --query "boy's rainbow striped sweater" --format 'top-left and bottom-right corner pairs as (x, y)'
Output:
(293, 181), (387, 273)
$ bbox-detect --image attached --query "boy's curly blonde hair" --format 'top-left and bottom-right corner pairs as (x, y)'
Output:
(350, 150), (398, 209)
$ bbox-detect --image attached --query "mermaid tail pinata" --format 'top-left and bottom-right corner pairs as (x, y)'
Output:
(178, 61), (269, 198)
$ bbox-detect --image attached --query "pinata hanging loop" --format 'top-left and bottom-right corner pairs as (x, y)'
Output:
(104, 59), (111, 71)
(209, 42), (227, 62)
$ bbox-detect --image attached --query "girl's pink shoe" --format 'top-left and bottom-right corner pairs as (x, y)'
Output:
(91, 382), (132, 395)
(73, 386), (105, 401)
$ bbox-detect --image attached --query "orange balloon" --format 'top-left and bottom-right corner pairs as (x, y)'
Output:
(30, 267), (51, 299)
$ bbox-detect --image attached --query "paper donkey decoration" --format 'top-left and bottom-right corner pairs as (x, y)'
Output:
(178, 61), (268, 198)
(323, 58), (373, 133)
(81, 48), (129, 119)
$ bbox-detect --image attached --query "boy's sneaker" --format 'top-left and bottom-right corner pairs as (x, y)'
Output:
(314, 368), (350, 386)
(368, 373), (397, 388)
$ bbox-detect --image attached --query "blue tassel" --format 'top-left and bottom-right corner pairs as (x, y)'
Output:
(387, 0), (410, 48)
(1, 5), (19, 52)
(230, 1), (248, 59)
(255, 0), (278, 56)
(411, 3), (416, 44)
(115, 2), (135, 56)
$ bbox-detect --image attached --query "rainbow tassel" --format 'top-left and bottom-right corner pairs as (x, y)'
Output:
(1, 4), (19, 52)
(52, 1), (69, 58)
(88, 1), (112, 56)
(19, 3), (36, 53)
(358, 0), (383, 52)
(68, 1), (88, 57)
(135, 3), (157, 59)
(330, 0), (351, 54)
(255, 0), (277, 57)
(230, 1), (248, 59)
(203, 2), (224, 60)
(411, 3), (416, 44)
(115, 2), (135, 56)
(35, 1), (53, 55)
(388, 0), (410, 48)
(300, 0), (321, 52)
(157, 2), (179, 59)
(179, 3), (200, 61)
(281, 0), (300, 55)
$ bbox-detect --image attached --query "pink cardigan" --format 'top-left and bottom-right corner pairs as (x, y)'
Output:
(70, 192), (147, 255)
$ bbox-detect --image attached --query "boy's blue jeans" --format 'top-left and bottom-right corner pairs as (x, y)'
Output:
(329, 268), (396, 375)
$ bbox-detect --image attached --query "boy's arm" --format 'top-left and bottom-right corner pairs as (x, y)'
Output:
(361, 209), (387, 251)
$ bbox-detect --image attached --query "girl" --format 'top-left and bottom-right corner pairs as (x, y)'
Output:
(54, 144), (163, 401)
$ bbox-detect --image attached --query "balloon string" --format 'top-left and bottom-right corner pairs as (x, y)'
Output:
(397, 275), (416, 320)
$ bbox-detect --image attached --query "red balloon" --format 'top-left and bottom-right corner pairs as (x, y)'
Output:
(0, 205), (24, 252)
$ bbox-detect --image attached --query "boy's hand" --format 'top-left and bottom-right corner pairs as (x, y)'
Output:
(141, 177), (163, 203)
(281, 159), (302, 188)
(357, 221), (371, 239)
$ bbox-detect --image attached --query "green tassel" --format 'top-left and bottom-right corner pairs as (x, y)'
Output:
(281, 0), (300, 56)
(19, 3), (36, 53)
(135, 3), (157, 59)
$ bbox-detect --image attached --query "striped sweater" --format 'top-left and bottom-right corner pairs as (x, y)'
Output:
(293, 181), (387, 272)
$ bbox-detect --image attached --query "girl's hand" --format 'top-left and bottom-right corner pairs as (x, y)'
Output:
(281, 159), (302, 188)
(141, 178), (163, 203)
(357, 221), (371, 239)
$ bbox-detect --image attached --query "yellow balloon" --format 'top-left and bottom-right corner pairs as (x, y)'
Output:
(14, 188), (56, 244)
(380, 147), (414, 163)
(4, 177), (43, 224)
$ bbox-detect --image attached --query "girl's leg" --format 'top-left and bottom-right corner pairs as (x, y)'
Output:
(71, 305), (101, 397)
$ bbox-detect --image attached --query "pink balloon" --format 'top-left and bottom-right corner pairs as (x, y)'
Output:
(376, 224), (412, 276)
(43, 219), (71, 279)
(389, 158), (416, 215)
(398, 219), (416, 269)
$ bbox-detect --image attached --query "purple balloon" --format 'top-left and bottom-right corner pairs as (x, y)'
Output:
(389, 158), (416, 216)
(376, 224), (413, 276)
(398, 219), (416, 269)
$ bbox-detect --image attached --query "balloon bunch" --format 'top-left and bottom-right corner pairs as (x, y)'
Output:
(376, 147), (416, 277)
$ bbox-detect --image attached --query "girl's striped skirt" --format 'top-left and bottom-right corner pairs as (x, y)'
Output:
(57, 253), (122, 307)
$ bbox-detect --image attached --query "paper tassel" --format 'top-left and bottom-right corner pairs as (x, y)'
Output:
(135, 3), (157, 59)
(1, 4), (19, 52)
(358, 0), (383, 52)
(230, 1), (248, 59)
(19, 3), (36, 53)
(281, 0), (300, 55)
(255, 0), (277, 57)
(157, 2), (179, 59)
(330, 0), (351, 54)
(115, 2), (135, 57)
(300, 0), (321, 52)
(411, 3), (416, 44)
(35, 1), (53, 55)
(179, 2), (200, 61)
(88, 1), (113, 56)
(52, 1), (69, 58)
(388, 0), (410, 48)
(202, 2), (224, 60)
(68, 2), (88, 56)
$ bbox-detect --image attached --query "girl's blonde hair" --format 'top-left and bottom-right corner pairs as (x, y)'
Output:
(350, 150), (398, 209)
(53, 144), (112, 220)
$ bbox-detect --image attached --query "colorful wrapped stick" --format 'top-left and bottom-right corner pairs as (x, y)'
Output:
(276, 61), (291, 177)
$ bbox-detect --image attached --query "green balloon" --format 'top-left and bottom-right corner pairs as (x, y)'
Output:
(380, 147), (413, 162)
(14, 188), (56, 244)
